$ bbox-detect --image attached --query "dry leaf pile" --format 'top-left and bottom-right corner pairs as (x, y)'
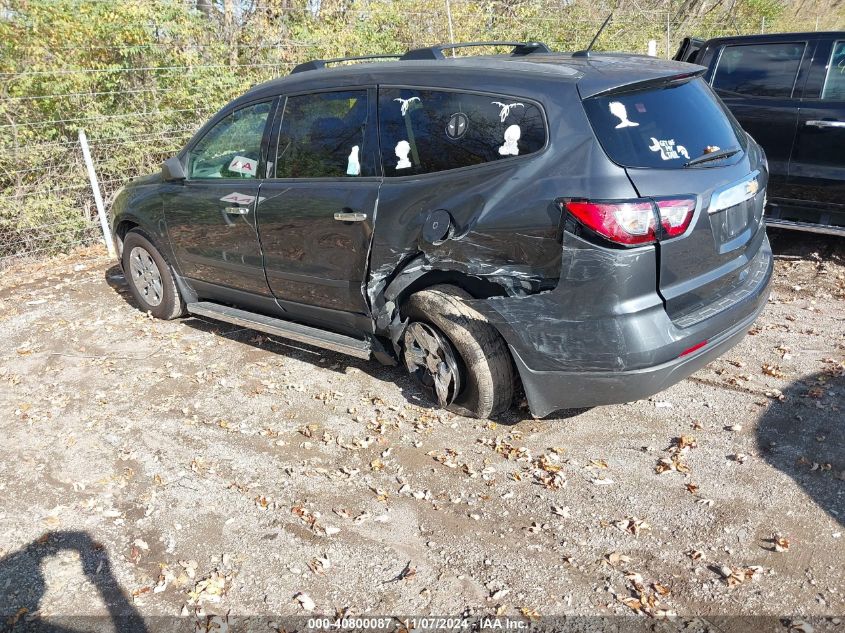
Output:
(655, 435), (697, 475)
(615, 570), (675, 618)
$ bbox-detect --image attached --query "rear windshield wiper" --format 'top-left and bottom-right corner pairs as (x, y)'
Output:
(684, 146), (741, 167)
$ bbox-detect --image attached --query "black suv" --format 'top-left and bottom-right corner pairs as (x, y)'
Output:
(110, 41), (772, 419)
(676, 31), (845, 236)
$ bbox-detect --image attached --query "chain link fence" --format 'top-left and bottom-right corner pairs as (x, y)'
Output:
(1, 0), (842, 270)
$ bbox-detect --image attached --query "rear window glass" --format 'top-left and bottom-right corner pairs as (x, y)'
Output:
(275, 90), (372, 178)
(378, 88), (546, 176)
(582, 79), (743, 170)
(822, 40), (845, 100)
(712, 42), (805, 98)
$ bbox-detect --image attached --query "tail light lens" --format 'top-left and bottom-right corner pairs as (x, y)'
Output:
(564, 200), (657, 246)
(656, 198), (696, 237)
(561, 197), (696, 246)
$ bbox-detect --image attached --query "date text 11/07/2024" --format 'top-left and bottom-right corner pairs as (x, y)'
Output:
(306, 617), (528, 630)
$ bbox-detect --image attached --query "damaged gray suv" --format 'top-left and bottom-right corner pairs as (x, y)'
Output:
(110, 41), (773, 419)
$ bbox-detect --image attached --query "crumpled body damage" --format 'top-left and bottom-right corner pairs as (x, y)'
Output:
(365, 93), (640, 340)
(467, 231), (772, 416)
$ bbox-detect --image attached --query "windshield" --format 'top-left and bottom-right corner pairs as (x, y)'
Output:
(582, 78), (744, 169)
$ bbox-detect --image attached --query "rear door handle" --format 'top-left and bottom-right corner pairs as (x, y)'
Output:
(805, 120), (845, 129)
(224, 206), (250, 215)
(333, 211), (367, 222)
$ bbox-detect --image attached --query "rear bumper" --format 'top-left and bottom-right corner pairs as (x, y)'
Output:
(509, 294), (767, 417)
(471, 232), (772, 418)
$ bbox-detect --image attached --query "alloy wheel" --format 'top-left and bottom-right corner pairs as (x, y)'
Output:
(128, 246), (164, 307)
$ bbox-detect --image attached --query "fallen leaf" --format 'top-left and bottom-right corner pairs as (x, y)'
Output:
(614, 517), (651, 536)
(762, 363), (785, 378)
(294, 592), (316, 611)
(605, 552), (631, 567)
(773, 534), (791, 553)
(686, 549), (703, 561)
(551, 505), (570, 518)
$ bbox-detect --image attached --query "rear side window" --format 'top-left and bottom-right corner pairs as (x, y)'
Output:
(275, 90), (372, 178)
(583, 78), (742, 170)
(378, 88), (545, 176)
(822, 41), (845, 100)
(712, 42), (806, 98)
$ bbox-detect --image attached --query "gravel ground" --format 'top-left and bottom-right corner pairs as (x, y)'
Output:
(0, 230), (843, 630)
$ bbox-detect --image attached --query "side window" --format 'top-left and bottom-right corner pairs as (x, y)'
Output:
(822, 41), (845, 100)
(275, 90), (371, 178)
(188, 102), (272, 179)
(712, 42), (806, 98)
(378, 88), (545, 176)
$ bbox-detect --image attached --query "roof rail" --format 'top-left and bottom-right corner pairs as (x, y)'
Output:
(290, 53), (404, 75)
(401, 41), (551, 60)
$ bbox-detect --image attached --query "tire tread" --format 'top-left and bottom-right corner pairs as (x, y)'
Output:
(404, 284), (514, 418)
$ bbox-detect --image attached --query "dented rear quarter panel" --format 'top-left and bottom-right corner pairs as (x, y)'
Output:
(367, 77), (639, 312)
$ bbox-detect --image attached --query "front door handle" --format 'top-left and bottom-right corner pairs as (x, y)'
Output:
(224, 206), (250, 215)
(806, 120), (845, 129)
(333, 211), (367, 222)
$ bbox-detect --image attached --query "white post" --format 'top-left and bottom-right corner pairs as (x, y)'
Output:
(666, 12), (671, 60)
(445, 0), (455, 57)
(648, 39), (658, 57)
(78, 128), (115, 258)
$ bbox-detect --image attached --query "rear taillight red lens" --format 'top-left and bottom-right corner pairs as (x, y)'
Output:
(656, 198), (696, 237)
(561, 197), (696, 246)
(564, 200), (657, 246)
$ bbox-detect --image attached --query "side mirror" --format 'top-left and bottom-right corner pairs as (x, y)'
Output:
(162, 156), (186, 181)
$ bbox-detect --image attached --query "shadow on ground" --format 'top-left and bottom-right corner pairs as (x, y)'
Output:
(105, 265), (606, 426)
(103, 265), (441, 414)
(768, 226), (845, 260)
(0, 531), (147, 632)
(756, 371), (845, 527)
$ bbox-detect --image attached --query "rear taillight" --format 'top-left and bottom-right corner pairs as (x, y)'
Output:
(656, 198), (696, 237)
(564, 200), (657, 246)
(560, 197), (696, 246)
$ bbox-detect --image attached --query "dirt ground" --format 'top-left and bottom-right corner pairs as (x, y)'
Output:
(0, 230), (843, 630)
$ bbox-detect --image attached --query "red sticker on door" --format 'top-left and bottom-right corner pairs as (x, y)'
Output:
(228, 155), (258, 177)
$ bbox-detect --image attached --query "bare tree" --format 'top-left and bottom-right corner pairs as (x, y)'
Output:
(196, 0), (214, 20)
(223, 0), (238, 66)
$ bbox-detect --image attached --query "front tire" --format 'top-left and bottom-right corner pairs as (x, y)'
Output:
(122, 230), (185, 320)
(402, 285), (514, 419)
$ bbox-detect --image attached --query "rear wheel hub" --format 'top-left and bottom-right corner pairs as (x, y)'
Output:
(402, 322), (462, 407)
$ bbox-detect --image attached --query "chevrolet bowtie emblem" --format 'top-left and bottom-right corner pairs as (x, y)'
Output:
(745, 179), (759, 196)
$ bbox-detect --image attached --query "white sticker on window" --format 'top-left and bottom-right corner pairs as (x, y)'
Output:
(498, 125), (521, 156)
(491, 101), (525, 123)
(228, 155), (258, 176)
(648, 137), (690, 161)
(609, 101), (639, 129)
(393, 97), (421, 116)
(395, 140), (412, 169)
(346, 145), (360, 176)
